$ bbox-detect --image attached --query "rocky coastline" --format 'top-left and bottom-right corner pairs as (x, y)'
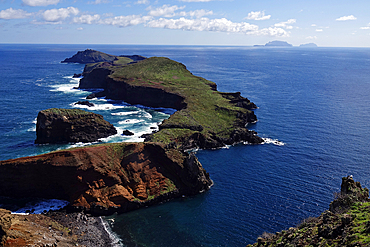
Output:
(0, 49), (262, 246)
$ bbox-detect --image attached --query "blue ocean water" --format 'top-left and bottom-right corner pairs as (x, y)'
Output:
(0, 44), (370, 246)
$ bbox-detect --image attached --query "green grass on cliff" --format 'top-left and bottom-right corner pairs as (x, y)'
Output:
(107, 57), (252, 144)
(43, 108), (92, 116)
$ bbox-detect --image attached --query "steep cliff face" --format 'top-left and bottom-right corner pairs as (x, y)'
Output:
(248, 176), (370, 247)
(35, 108), (117, 144)
(0, 143), (212, 215)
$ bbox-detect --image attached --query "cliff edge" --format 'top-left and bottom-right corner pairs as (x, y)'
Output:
(248, 176), (370, 247)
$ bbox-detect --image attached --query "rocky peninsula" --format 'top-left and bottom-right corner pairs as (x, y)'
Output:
(77, 49), (263, 149)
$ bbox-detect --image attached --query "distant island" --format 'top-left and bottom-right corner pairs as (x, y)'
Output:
(254, 40), (293, 47)
(254, 41), (318, 48)
(299, 43), (318, 47)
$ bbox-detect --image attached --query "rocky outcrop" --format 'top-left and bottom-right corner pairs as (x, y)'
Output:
(0, 142), (212, 215)
(35, 108), (117, 144)
(74, 101), (95, 107)
(220, 92), (258, 110)
(247, 176), (370, 247)
(79, 67), (112, 88)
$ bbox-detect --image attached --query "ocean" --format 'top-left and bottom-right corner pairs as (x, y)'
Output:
(0, 44), (369, 246)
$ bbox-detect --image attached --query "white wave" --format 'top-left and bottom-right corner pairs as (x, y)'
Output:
(118, 119), (145, 125)
(141, 111), (152, 119)
(49, 83), (80, 93)
(112, 111), (140, 116)
(66, 141), (100, 149)
(99, 217), (124, 247)
(72, 102), (127, 111)
(262, 138), (285, 146)
(14, 199), (69, 214)
(27, 127), (36, 132)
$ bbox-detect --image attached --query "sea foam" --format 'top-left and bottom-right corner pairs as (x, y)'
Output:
(262, 138), (285, 146)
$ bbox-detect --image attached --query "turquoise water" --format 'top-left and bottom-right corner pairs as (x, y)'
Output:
(0, 45), (370, 246)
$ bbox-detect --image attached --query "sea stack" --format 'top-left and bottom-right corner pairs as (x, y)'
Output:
(35, 108), (117, 144)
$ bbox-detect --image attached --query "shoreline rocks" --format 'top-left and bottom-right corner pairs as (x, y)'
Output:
(0, 209), (115, 246)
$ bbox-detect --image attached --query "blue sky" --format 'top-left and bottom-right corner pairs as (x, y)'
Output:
(1, 0), (370, 46)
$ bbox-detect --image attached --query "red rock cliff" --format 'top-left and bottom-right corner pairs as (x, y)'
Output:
(0, 143), (212, 215)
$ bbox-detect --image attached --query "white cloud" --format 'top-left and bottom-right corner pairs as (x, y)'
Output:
(311, 24), (317, 27)
(251, 27), (289, 36)
(77, 27), (83, 30)
(147, 17), (288, 36)
(100, 15), (152, 27)
(42, 7), (79, 22)
(306, 36), (317, 40)
(136, 0), (149, 4)
(274, 19), (296, 29)
(316, 29), (323, 32)
(179, 0), (212, 2)
(244, 11), (271, 21)
(336, 15), (357, 21)
(22, 0), (59, 6)
(147, 17), (258, 32)
(178, 9), (213, 18)
(147, 4), (185, 17)
(88, 0), (110, 4)
(0, 8), (32, 19)
(360, 26), (370, 30)
(73, 14), (101, 24)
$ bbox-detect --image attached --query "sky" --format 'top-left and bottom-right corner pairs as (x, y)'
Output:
(1, 0), (370, 46)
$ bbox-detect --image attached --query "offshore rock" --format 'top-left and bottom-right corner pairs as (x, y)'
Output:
(74, 101), (95, 107)
(0, 142), (212, 215)
(35, 108), (117, 144)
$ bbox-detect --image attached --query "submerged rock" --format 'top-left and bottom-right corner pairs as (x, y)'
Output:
(74, 101), (95, 107)
(35, 108), (117, 144)
(122, 130), (134, 136)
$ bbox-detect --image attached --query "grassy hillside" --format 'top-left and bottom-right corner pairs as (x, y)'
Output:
(105, 57), (259, 147)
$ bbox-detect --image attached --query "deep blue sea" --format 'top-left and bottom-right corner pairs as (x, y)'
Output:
(0, 44), (369, 246)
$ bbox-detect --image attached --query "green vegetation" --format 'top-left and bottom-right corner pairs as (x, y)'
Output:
(43, 108), (92, 116)
(102, 57), (256, 146)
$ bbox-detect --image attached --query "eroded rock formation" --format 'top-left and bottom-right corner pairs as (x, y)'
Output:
(0, 142), (212, 215)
